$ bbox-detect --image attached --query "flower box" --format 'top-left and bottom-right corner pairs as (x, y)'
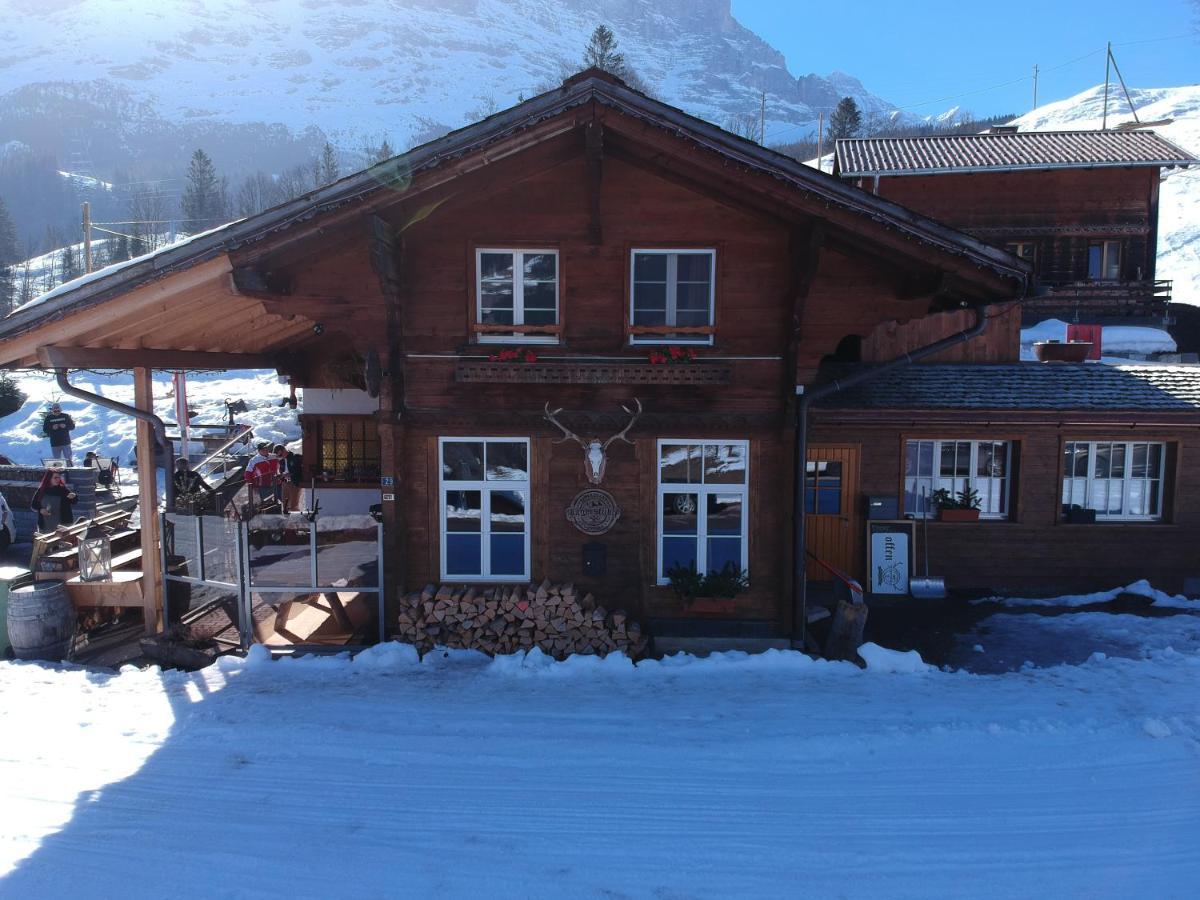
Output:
(1034, 341), (1092, 363)
(1064, 506), (1097, 524)
(685, 596), (738, 616)
(938, 508), (980, 523)
(455, 361), (732, 385)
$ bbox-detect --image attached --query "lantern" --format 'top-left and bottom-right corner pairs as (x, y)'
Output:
(78, 523), (112, 582)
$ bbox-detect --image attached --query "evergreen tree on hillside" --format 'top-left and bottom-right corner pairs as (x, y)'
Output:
(580, 25), (651, 94)
(828, 97), (863, 140)
(372, 139), (394, 164)
(61, 243), (81, 283)
(181, 149), (229, 232)
(0, 197), (18, 315)
(584, 25), (625, 74)
(321, 142), (340, 185)
(0, 372), (26, 419)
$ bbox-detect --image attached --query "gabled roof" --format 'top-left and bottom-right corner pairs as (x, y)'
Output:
(0, 69), (1029, 358)
(818, 363), (1200, 412)
(835, 130), (1197, 177)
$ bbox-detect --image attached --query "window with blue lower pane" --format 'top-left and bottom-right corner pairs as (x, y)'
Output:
(657, 440), (749, 583)
(440, 439), (531, 580)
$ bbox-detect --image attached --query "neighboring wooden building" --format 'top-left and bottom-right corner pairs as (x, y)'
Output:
(6, 71), (1198, 649)
(834, 128), (1196, 327)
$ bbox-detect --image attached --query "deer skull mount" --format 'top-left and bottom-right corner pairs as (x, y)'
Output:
(543, 398), (643, 485)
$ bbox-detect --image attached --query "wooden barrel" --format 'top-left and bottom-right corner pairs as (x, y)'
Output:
(6, 580), (75, 662)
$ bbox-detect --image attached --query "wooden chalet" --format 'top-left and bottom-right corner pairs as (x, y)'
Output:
(32, 68), (1200, 654)
(834, 128), (1197, 326)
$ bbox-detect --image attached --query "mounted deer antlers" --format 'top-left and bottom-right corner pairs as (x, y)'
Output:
(543, 398), (642, 485)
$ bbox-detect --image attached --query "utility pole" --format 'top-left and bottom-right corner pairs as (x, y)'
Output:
(81, 201), (93, 274)
(816, 111), (824, 173)
(759, 91), (766, 144)
(1032, 63), (1039, 111)
(1102, 41), (1112, 130)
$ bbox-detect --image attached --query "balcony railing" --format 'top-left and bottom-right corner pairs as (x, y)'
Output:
(1024, 279), (1172, 318)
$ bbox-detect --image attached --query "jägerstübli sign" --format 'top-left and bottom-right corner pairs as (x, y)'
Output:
(871, 530), (910, 595)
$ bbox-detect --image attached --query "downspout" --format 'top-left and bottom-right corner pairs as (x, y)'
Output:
(792, 305), (989, 649)
(52, 365), (176, 508)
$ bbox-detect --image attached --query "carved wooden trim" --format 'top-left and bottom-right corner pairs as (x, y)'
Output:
(454, 361), (733, 385)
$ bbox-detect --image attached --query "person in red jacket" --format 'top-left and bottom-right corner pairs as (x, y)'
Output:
(243, 441), (279, 507)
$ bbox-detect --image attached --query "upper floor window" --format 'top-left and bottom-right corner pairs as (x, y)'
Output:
(904, 439), (1011, 519)
(1087, 240), (1121, 282)
(475, 249), (559, 343)
(629, 249), (715, 345)
(1062, 441), (1164, 521)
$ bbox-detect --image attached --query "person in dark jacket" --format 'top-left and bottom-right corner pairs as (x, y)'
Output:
(42, 403), (76, 465)
(273, 444), (303, 513)
(30, 469), (76, 533)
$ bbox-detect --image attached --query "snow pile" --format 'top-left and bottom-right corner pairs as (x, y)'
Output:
(857, 642), (932, 673)
(1020, 318), (1178, 361)
(977, 579), (1198, 610)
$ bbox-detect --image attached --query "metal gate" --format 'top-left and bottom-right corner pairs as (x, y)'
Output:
(161, 512), (384, 652)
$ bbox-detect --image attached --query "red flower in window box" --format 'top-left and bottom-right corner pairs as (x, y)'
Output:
(487, 348), (538, 364)
(648, 346), (698, 365)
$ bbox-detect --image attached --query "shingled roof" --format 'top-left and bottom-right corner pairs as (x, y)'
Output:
(819, 364), (1200, 412)
(835, 130), (1196, 177)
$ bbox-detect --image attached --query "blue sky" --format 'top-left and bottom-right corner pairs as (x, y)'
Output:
(733, 0), (1198, 117)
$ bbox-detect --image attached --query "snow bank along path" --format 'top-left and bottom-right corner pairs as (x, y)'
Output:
(2, 631), (1198, 898)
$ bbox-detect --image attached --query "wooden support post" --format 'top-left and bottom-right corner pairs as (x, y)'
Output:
(369, 215), (406, 638)
(133, 366), (162, 635)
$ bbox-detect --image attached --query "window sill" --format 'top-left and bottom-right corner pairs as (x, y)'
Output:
(1059, 519), (1170, 526)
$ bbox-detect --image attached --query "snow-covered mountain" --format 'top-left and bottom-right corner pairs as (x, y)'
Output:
(1008, 84), (1200, 305)
(0, 0), (901, 169)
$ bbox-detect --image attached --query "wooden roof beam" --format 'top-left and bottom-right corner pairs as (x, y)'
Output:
(37, 346), (280, 371)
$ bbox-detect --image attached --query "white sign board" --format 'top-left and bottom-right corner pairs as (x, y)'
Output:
(870, 531), (910, 595)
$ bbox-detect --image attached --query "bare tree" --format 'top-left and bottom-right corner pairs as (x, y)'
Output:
(724, 113), (761, 141)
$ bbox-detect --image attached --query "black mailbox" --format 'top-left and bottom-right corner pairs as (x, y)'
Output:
(582, 541), (606, 577)
(867, 495), (899, 520)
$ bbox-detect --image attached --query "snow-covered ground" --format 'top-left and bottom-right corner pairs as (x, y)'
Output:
(1, 601), (1198, 897)
(0, 369), (299, 469)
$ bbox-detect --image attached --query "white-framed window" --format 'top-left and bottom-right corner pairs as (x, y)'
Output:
(475, 249), (559, 343)
(904, 439), (1011, 519)
(439, 438), (530, 581)
(1062, 441), (1165, 521)
(656, 440), (748, 584)
(629, 249), (715, 345)
(1087, 240), (1121, 282)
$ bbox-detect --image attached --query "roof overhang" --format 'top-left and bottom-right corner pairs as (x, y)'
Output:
(0, 70), (1033, 368)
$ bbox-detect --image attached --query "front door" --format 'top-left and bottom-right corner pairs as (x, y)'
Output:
(804, 444), (860, 581)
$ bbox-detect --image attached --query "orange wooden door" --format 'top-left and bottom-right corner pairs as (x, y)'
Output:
(804, 444), (860, 581)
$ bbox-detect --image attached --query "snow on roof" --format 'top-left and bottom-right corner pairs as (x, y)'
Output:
(11, 221), (242, 314)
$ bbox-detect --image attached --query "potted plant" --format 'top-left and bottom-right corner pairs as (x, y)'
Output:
(931, 487), (982, 522)
(1063, 504), (1097, 524)
(667, 562), (749, 615)
(1033, 339), (1092, 363)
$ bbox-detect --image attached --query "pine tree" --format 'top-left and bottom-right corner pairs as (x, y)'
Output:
(828, 97), (864, 141)
(0, 372), (27, 419)
(584, 25), (625, 74)
(0, 196), (18, 315)
(373, 139), (394, 164)
(320, 142), (339, 184)
(61, 243), (81, 283)
(180, 149), (229, 232)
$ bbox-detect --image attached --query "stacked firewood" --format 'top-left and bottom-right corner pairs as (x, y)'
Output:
(394, 580), (650, 660)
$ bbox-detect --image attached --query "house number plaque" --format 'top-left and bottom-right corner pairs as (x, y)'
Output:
(565, 489), (621, 535)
